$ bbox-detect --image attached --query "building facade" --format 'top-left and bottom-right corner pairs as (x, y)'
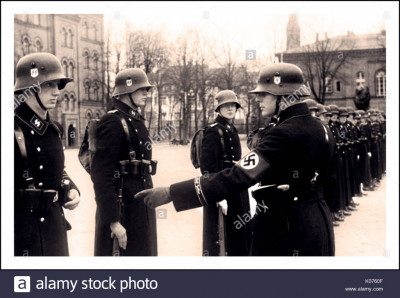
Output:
(280, 14), (386, 110)
(14, 14), (106, 147)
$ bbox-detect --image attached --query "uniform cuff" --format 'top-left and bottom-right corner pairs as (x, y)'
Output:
(171, 178), (204, 212)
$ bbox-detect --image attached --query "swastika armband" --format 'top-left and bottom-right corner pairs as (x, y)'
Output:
(235, 150), (271, 181)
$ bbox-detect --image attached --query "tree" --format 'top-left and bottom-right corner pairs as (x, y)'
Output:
(302, 35), (355, 104)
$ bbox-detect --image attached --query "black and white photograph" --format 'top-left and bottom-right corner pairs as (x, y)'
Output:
(2, 1), (398, 275)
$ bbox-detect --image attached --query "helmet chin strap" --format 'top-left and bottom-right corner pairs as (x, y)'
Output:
(33, 90), (48, 111)
(128, 93), (138, 110)
(274, 95), (282, 117)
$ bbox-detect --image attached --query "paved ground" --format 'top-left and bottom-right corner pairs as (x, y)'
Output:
(64, 141), (386, 256)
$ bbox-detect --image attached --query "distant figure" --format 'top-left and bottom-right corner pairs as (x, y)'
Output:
(354, 86), (370, 111)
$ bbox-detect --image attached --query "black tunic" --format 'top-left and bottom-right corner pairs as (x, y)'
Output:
(14, 103), (79, 256)
(170, 103), (335, 256)
(91, 100), (157, 256)
(200, 115), (250, 256)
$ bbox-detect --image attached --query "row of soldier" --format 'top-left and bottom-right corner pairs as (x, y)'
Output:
(14, 52), (385, 257)
(304, 99), (386, 226)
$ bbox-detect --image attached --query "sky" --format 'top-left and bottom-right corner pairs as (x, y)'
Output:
(103, 1), (393, 63)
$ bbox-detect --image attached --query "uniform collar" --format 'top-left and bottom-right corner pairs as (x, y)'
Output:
(276, 102), (310, 124)
(15, 102), (50, 135)
(114, 100), (145, 120)
(216, 115), (235, 131)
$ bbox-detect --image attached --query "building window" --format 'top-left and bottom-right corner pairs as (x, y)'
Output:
(325, 75), (333, 93)
(95, 111), (101, 118)
(62, 60), (68, 77)
(68, 61), (74, 79)
(83, 21), (88, 38)
(86, 110), (92, 120)
(70, 95), (76, 112)
(336, 81), (341, 92)
(22, 36), (31, 55)
(61, 27), (67, 47)
(84, 80), (91, 100)
(376, 70), (386, 96)
(35, 39), (42, 52)
(83, 50), (90, 69)
(93, 81), (99, 101)
(92, 52), (98, 70)
(356, 71), (365, 87)
(93, 24), (97, 41)
(68, 29), (73, 48)
(63, 93), (69, 112)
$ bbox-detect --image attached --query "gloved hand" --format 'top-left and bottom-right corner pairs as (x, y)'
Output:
(217, 200), (228, 215)
(63, 189), (80, 210)
(135, 187), (172, 209)
(110, 222), (127, 250)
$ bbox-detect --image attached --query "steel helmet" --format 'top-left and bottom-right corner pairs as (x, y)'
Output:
(328, 105), (339, 115)
(346, 106), (356, 115)
(303, 98), (318, 111)
(317, 103), (327, 114)
(113, 68), (154, 98)
(215, 90), (241, 112)
(14, 52), (72, 92)
(324, 105), (332, 116)
(338, 107), (349, 116)
(249, 63), (310, 97)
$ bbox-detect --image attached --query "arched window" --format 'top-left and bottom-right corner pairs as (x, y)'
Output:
(70, 94), (76, 112)
(95, 111), (101, 119)
(62, 59), (68, 77)
(61, 27), (67, 47)
(325, 74), (333, 93)
(35, 39), (42, 52)
(63, 93), (69, 112)
(84, 80), (91, 100)
(86, 110), (93, 120)
(356, 71), (365, 87)
(83, 21), (88, 38)
(68, 61), (74, 79)
(83, 50), (90, 69)
(376, 70), (386, 96)
(93, 24), (97, 41)
(92, 52), (98, 70)
(93, 81), (99, 101)
(67, 29), (73, 48)
(22, 36), (31, 55)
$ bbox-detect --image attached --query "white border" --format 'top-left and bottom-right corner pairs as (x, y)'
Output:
(2, 1), (398, 270)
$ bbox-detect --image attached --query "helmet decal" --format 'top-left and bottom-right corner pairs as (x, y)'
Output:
(126, 79), (132, 87)
(31, 68), (39, 78)
(273, 72), (281, 85)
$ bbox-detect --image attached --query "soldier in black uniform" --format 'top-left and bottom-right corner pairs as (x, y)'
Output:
(137, 63), (336, 256)
(358, 110), (375, 191)
(14, 53), (80, 256)
(91, 68), (157, 256)
(200, 90), (251, 256)
(327, 105), (346, 221)
(368, 109), (382, 185)
(378, 111), (386, 174)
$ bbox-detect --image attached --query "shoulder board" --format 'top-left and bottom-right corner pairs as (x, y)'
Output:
(107, 110), (118, 114)
(209, 123), (218, 128)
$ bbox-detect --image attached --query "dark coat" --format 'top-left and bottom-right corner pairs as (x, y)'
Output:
(14, 103), (79, 256)
(170, 103), (335, 256)
(200, 115), (250, 256)
(91, 100), (157, 256)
